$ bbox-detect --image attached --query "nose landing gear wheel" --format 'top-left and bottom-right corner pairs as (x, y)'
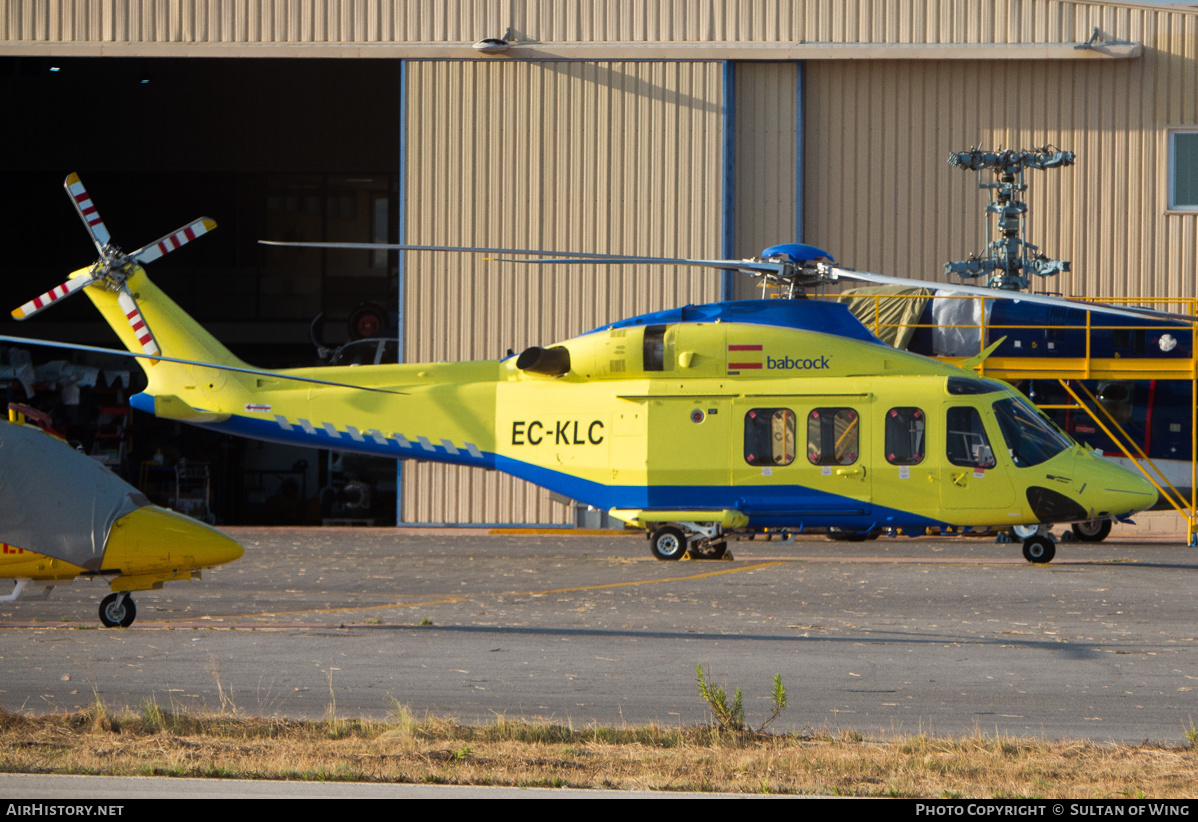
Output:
(99, 593), (136, 627)
(649, 526), (688, 560)
(1021, 536), (1056, 564)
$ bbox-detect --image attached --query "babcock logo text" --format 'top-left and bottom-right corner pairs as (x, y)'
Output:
(766, 354), (830, 370)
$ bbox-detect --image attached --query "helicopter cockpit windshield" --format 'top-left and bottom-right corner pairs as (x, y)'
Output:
(992, 396), (1072, 468)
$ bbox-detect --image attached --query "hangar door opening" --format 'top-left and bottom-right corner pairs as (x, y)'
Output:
(0, 57), (400, 525)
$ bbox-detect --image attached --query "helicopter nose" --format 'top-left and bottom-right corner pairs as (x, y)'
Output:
(1081, 453), (1159, 520)
(102, 506), (244, 574)
(1025, 452), (1158, 524)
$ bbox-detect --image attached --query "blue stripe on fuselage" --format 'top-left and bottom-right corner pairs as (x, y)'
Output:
(133, 394), (945, 531)
(131, 393), (496, 469)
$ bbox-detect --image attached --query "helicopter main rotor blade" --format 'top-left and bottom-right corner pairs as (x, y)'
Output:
(130, 217), (218, 265)
(261, 240), (792, 274)
(0, 336), (408, 395)
(261, 239), (1193, 324)
(64, 173), (111, 251)
(11, 273), (97, 320)
(259, 241), (629, 258)
(484, 253), (785, 274)
(827, 267), (1195, 325)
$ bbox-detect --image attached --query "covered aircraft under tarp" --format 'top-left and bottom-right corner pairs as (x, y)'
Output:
(837, 285), (933, 350)
(0, 422), (144, 569)
(0, 420), (243, 626)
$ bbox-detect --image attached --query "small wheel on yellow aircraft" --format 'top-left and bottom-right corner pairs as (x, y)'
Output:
(1071, 519), (1112, 543)
(649, 526), (688, 560)
(99, 593), (136, 628)
(1021, 536), (1056, 564)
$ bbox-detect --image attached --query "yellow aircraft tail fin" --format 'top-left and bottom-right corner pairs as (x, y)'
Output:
(79, 265), (249, 374)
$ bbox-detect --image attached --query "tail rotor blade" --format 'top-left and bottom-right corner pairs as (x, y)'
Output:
(117, 288), (161, 358)
(130, 218), (217, 265)
(64, 173), (111, 250)
(11, 274), (95, 320)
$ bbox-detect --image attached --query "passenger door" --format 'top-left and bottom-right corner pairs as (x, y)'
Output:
(939, 403), (1015, 520)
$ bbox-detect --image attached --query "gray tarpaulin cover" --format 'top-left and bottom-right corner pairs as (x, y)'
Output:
(0, 422), (143, 570)
(837, 286), (932, 350)
(932, 291), (995, 357)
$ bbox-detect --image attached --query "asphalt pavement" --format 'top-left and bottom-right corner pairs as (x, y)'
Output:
(1, 525), (1196, 743)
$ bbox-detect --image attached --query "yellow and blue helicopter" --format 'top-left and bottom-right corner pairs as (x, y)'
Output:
(7, 174), (1175, 566)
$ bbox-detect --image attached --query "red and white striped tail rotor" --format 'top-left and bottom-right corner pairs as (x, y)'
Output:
(64, 172), (111, 251)
(116, 288), (160, 358)
(10, 173), (217, 355)
(130, 217), (217, 265)
(11, 273), (96, 320)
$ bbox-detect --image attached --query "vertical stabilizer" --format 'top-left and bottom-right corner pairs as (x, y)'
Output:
(81, 265), (250, 385)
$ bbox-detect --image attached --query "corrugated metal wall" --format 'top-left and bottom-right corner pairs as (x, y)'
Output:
(401, 60), (723, 524)
(804, 21), (1198, 310)
(2, 0), (1191, 48)
(733, 61), (799, 293)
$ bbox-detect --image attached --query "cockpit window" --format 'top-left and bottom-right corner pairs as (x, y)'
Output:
(992, 397), (1071, 468)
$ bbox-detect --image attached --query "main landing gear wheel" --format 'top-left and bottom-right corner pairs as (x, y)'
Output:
(99, 593), (136, 627)
(691, 540), (728, 560)
(1021, 536), (1056, 564)
(649, 526), (688, 561)
(1071, 519), (1112, 543)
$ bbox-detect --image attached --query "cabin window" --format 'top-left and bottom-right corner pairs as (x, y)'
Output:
(744, 409), (796, 466)
(807, 408), (859, 465)
(945, 407), (996, 468)
(1170, 131), (1198, 210)
(885, 407), (925, 465)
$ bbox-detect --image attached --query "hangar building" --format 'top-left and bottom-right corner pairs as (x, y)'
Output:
(1, 0), (1195, 525)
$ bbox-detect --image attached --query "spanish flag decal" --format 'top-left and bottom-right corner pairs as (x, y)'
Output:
(727, 344), (763, 372)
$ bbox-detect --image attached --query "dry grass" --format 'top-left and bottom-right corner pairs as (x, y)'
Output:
(1, 701), (1196, 797)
